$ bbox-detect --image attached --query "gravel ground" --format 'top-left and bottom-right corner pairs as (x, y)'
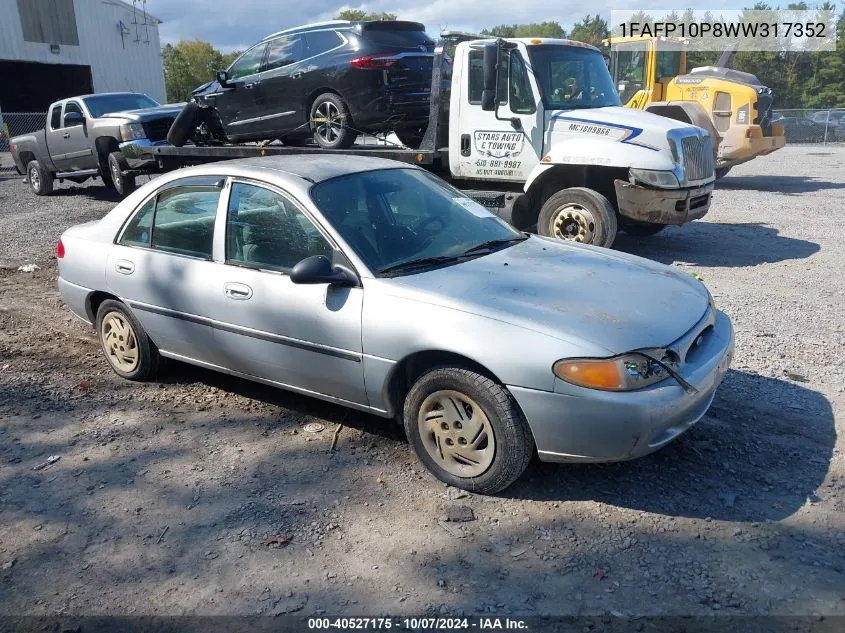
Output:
(0, 146), (844, 620)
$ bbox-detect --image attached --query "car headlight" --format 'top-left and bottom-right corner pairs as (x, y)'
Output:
(553, 353), (671, 391)
(629, 168), (680, 189)
(119, 122), (146, 141)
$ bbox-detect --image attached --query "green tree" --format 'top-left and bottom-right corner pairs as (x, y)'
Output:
(162, 40), (240, 103)
(482, 22), (566, 38)
(335, 9), (398, 21)
(568, 14), (609, 45)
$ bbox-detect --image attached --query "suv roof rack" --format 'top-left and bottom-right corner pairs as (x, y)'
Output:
(263, 20), (352, 41)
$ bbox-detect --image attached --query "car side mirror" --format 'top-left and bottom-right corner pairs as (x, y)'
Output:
(481, 43), (499, 112)
(290, 255), (358, 286)
(64, 111), (84, 126)
(215, 70), (230, 85)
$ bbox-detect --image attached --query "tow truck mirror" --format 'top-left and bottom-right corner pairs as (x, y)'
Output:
(481, 43), (499, 112)
(215, 70), (230, 86)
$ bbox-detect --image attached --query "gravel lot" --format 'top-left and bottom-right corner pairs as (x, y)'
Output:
(1, 146), (844, 621)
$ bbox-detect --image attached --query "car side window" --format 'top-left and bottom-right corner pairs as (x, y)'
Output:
(265, 35), (304, 71)
(305, 30), (343, 57)
(63, 101), (84, 127)
(49, 105), (62, 130)
(467, 50), (507, 105)
(509, 52), (536, 114)
(151, 186), (221, 259)
(229, 44), (266, 79)
(226, 182), (332, 273)
(118, 198), (155, 247)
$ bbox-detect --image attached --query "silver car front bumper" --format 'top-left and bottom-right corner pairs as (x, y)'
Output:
(510, 309), (734, 463)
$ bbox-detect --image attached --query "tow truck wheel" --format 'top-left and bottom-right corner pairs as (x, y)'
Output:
(27, 160), (53, 196)
(538, 187), (617, 248)
(107, 152), (136, 198)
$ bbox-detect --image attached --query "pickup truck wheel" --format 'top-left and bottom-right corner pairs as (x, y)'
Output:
(403, 367), (534, 494)
(538, 187), (617, 247)
(27, 161), (53, 196)
(620, 219), (665, 236)
(108, 152), (135, 197)
(310, 93), (357, 149)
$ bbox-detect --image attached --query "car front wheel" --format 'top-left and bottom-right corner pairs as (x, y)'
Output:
(403, 367), (534, 494)
(96, 300), (160, 381)
(107, 152), (136, 198)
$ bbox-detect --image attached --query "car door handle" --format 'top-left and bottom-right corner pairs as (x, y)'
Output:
(224, 282), (253, 300)
(115, 260), (135, 275)
(291, 71), (305, 79)
(244, 82), (255, 90)
(62, 133), (70, 139)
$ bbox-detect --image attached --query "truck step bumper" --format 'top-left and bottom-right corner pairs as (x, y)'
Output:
(614, 180), (714, 225)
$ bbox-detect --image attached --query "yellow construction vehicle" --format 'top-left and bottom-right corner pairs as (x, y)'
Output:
(607, 37), (784, 178)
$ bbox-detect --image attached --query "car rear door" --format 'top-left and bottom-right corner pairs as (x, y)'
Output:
(254, 34), (307, 138)
(106, 177), (223, 363)
(202, 179), (367, 406)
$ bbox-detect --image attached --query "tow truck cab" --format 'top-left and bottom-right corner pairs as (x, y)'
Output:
(446, 36), (715, 241)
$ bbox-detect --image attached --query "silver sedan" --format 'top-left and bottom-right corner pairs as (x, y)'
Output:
(57, 155), (734, 494)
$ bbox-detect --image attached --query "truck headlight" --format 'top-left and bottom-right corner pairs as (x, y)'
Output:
(553, 353), (671, 391)
(119, 123), (146, 141)
(629, 168), (680, 189)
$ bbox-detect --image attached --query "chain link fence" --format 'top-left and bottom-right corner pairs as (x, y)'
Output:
(771, 108), (845, 144)
(1, 112), (47, 178)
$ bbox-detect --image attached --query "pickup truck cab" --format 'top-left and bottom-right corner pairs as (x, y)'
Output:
(11, 93), (182, 197)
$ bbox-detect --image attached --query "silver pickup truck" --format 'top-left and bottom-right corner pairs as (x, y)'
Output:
(10, 92), (182, 197)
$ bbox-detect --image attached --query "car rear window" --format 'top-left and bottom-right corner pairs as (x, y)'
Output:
(362, 29), (434, 49)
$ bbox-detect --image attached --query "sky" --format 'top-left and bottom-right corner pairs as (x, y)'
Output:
(149, 0), (740, 52)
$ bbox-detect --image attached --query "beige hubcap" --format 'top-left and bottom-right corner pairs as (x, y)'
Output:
(100, 311), (139, 372)
(550, 203), (596, 243)
(418, 390), (495, 478)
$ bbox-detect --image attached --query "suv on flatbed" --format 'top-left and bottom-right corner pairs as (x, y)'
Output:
(10, 93), (182, 197)
(181, 20), (436, 149)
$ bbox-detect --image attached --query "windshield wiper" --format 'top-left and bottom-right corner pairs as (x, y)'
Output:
(461, 234), (528, 256)
(378, 256), (462, 275)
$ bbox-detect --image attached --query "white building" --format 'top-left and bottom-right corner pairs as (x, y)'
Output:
(0, 0), (166, 112)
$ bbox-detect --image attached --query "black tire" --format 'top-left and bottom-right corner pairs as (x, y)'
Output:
(95, 300), (161, 381)
(537, 187), (617, 247)
(27, 160), (53, 196)
(620, 219), (666, 237)
(107, 152), (136, 198)
(310, 93), (357, 149)
(99, 154), (115, 189)
(403, 367), (535, 495)
(715, 166), (732, 180)
(395, 127), (425, 149)
(167, 101), (200, 147)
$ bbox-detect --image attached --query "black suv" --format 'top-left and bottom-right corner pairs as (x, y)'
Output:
(191, 20), (435, 149)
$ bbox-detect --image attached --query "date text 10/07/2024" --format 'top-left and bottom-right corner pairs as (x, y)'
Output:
(307, 617), (529, 630)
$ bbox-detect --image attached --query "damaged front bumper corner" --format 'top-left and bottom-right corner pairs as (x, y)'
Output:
(614, 180), (714, 225)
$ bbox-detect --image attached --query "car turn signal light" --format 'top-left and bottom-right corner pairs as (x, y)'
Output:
(553, 353), (671, 391)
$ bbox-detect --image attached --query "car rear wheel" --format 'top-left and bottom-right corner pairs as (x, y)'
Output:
(310, 93), (357, 149)
(96, 300), (160, 381)
(108, 152), (136, 198)
(27, 160), (53, 196)
(403, 367), (534, 494)
(537, 187), (617, 248)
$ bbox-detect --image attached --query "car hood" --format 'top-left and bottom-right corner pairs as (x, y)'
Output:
(384, 236), (710, 355)
(100, 104), (185, 122)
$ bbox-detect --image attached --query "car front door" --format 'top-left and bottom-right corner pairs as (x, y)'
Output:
(456, 48), (542, 182)
(51, 101), (96, 172)
(205, 179), (367, 406)
(106, 177), (223, 363)
(216, 43), (267, 140)
(254, 34), (307, 138)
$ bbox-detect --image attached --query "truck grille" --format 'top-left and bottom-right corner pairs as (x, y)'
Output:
(142, 118), (175, 142)
(680, 135), (714, 182)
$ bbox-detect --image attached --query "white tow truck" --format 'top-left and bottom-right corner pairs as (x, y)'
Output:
(134, 32), (716, 247)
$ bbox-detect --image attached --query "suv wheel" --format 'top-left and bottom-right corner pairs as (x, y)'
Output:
(310, 93), (357, 149)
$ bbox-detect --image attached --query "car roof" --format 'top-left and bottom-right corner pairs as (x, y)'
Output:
(210, 154), (416, 183)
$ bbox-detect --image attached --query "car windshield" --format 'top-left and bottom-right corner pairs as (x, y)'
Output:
(529, 45), (621, 110)
(310, 168), (524, 275)
(83, 94), (159, 118)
